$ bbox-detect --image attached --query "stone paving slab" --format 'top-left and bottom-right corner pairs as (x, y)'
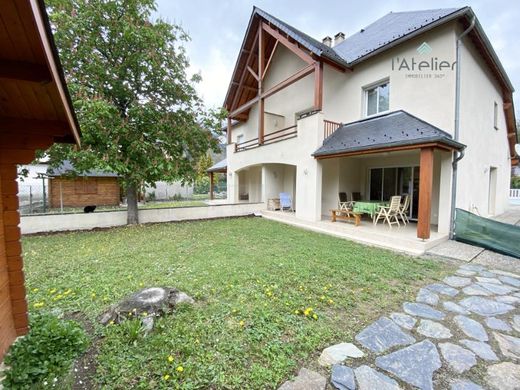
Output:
(355, 317), (415, 354)
(286, 263), (520, 390)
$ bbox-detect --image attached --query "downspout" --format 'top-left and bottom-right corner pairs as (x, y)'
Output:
(449, 16), (475, 239)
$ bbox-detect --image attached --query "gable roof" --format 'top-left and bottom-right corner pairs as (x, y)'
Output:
(253, 7), (349, 68)
(313, 110), (465, 158)
(333, 8), (463, 64)
(47, 160), (119, 178)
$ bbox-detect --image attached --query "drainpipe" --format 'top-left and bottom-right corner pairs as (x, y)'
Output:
(449, 15), (475, 239)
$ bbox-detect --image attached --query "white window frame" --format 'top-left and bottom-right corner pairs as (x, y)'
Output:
(363, 79), (390, 117)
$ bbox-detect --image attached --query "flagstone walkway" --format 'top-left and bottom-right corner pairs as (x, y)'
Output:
(278, 264), (520, 390)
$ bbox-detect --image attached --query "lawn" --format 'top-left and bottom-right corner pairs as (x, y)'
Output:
(22, 217), (449, 389)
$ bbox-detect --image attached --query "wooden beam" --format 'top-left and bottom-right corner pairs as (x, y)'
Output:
(314, 61), (323, 110)
(263, 40), (278, 79)
(247, 66), (259, 81)
(503, 102), (512, 110)
(230, 29), (259, 112)
(262, 22), (314, 65)
(0, 60), (51, 83)
(209, 172), (214, 200)
(262, 63), (315, 100)
(258, 24), (265, 145)
(229, 96), (260, 118)
(314, 142), (459, 160)
(417, 147), (434, 239)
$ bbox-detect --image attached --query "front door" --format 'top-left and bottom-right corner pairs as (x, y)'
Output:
(369, 166), (420, 220)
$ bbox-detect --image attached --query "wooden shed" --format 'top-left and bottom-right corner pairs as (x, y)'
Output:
(48, 161), (120, 208)
(0, 0), (81, 358)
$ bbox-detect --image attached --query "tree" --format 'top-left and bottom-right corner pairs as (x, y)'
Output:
(45, 0), (225, 224)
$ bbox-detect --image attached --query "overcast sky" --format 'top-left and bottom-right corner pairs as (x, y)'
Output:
(155, 0), (519, 113)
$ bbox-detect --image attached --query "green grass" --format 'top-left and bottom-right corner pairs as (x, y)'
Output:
(22, 218), (448, 389)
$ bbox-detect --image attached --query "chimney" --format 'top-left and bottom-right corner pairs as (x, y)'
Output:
(322, 36), (332, 47)
(334, 32), (345, 46)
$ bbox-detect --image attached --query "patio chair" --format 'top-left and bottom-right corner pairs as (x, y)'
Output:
(338, 192), (351, 210)
(352, 192), (362, 201)
(374, 195), (402, 228)
(398, 194), (410, 225)
(279, 192), (293, 212)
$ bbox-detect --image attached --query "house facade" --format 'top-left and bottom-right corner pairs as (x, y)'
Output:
(223, 7), (517, 241)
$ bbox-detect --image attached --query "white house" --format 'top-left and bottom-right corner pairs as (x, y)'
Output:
(221, 7), (517, 250)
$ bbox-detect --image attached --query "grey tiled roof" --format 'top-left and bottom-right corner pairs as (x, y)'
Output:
(207, 158), (227, 172)
(313, 110), (465, 157)
(254, 7), (350, 68)
(333, 8), (465, 64)
(47, 160), (119, 177)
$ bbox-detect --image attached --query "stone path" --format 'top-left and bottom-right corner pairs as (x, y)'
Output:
(278, 264), (520, 390)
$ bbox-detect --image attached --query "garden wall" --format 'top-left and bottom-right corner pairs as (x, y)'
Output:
(20, 203), (264, 234)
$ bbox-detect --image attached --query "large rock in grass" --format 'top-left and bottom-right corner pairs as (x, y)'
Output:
(98, 287), (194, 325)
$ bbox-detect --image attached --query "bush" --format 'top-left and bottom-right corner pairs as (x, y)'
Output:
(3, 313), (89, 389)
(194, 176), (210, 194)
(511, 175), (520, 189)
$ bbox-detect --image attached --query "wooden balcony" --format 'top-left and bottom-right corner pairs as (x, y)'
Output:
(235, 124), (297, 152)
(324, 119), (341, 138)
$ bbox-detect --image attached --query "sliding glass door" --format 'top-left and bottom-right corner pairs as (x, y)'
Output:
(369, 166), (420, 220)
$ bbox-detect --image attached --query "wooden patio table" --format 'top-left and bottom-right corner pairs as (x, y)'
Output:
(353, 201), (389, 221)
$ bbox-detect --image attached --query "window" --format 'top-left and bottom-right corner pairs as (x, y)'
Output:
(75, 178), (97, 194)
(493, 101), (498, 130)
(365, 81), (389, 116)
(236, 134), (244, 144)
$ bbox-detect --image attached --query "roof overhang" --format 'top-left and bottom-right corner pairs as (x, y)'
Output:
(32, 0), (81, 145)
(314, 140), (463, 160)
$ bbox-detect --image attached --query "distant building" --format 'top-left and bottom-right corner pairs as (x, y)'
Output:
(47, 161), (121, 208)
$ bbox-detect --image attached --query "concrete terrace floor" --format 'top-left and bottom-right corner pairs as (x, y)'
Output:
(262, 210), (448, 256)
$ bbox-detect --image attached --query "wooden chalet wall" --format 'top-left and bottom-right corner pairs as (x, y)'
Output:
(0, 0), (80, 358)
(49, 177), (120, 208)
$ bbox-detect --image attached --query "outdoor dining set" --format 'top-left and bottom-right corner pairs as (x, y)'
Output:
(331, 192), (411, 228)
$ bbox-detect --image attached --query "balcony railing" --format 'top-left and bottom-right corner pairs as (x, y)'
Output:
(324, 119), (341, 138)
(235, 124), (297, 152)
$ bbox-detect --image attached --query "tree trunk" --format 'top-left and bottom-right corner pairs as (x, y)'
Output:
(126, 182), (139, 225)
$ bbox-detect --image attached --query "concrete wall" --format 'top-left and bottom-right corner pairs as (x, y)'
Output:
(227, 112), (324, 222)
(457, 30), (511, 217)
(20, 203), (264, 235)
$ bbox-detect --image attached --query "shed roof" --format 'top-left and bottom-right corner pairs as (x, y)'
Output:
(207, 159), (227, 173)
(47, 160), (119, 178)
(313, 110), (465, 158)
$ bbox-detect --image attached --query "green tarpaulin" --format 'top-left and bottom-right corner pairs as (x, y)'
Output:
(454, 208), (520, 259)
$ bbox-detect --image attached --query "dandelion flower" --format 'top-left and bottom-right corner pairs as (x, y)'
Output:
(294, 309), (300, 315)
(312, 314), (318, 320)
(303, 307), (313, 316)
(328, 299), (334, 304)
(320, 296), (325, 301)
(167, 355), (174, 363)
(91, 293), (96, 298)
(49, 288), (57, 294)
(109, 320), (114, 325)
(176, 366), (184, 373)
(139, 282), (144, 287)
(239, 320), (245, 327)
(32, 288), (39, 293)
(142, 312), (148, 317)
(163, 374), (170, 380)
